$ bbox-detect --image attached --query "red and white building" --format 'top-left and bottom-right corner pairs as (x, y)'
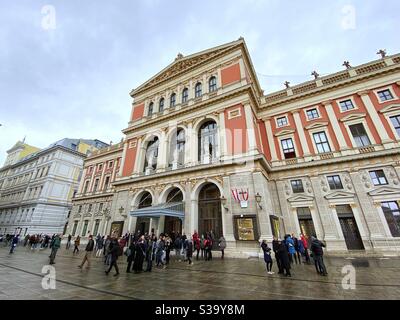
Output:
(68, 39), (400, 255)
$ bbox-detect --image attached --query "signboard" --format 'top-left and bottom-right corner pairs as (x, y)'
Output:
(231, 188), (249, 208)
(236, 218), (255, 241)
(110, 221), (124, 238)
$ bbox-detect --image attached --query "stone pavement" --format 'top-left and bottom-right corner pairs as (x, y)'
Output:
(0, 245), (399, 300)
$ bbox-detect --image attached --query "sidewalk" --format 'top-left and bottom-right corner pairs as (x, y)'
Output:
(0, 246), (400, 300)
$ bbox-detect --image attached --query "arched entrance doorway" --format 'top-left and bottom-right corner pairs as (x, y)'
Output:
(198, 183), (222, 244)
(135, 192), (152, 235)
(164, 188), (183, 236)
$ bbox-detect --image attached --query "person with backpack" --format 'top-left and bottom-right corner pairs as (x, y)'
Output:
(9, 235), (19, 254)
(277, 239), (291, 277)
(291, 233), (302, 264)
(78, 235), (95, 269)
(218, 235), (226, 259)
(49, 234), (61, 264)
(310, 235), (328, 276)
(261, 240), (274, 274)
(105, 238), (120, 276)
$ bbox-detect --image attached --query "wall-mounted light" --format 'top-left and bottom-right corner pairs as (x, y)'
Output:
(255, 192), (262, 209)
(220, 196), (228, 210)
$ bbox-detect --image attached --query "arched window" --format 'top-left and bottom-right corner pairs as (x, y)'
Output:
(159, 98), (165, 113)
(144, 137), (159, 172)
(195, 82), (202, 98)
(138, 192), (152, 208)
(170, 93), (176, 107)
(209, 76), (217, 92)
(169, 129), (185, 169)
(198, 121), (218, 163)
(148, 102), (154, 116)
(182, 88), (189, 103)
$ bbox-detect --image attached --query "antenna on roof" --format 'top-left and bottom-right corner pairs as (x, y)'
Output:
(22, 136), (26, 143)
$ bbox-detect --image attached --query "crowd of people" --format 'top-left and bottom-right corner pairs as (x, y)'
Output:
(1, 230), (327, 278)
(260, 233), (328, 277)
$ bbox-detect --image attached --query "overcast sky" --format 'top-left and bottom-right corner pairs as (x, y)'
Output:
(1, 0), (399, 165)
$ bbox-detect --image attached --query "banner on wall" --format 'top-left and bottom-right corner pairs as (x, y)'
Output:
(231, 188), (249, 208)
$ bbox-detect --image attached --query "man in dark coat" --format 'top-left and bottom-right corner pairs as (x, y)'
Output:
(310, 235), (328, 276)
(126, 240), (136, 273)
(277, 240), (291, 277)
(133, 235), (145, 273)
(105, 238), (120, 276)
(272, 237), (282, 274)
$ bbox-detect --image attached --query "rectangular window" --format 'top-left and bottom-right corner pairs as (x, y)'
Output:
(104, 176), (110, 190)
(339, 99), (355, 111)
(349, 123), (371, 147)
(378, 89), (394, 102)
(108, 161), (113, 168)
(98, 203), (103, 212)
(281, 138), (296, 159)
(81, 220), (88, 236)
(78, 205), (82, 213)
(83, 180), (90, 193)
(327, 175), (343, 190)
(93, 179), (99, 192)
(390, 115), (400, 137)
(72, 221), (78, 236)
(88, 204), (93, 212)
(313, 131), (331, 153)
(291, 179), (304, 193)
(93, 220), (100, 236)
(98, 164), (103, 171)
(306, 108), (319, 120)
(276, 116), (288, 127)
(381, 201), (400, 237)
(369, 170), (388, 186)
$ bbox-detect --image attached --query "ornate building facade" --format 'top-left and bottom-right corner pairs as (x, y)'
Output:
(68, 39), (400, 256)
(0, 138), (108, 235)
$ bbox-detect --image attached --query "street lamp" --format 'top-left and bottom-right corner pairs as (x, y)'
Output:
(255, 192), (262, 209)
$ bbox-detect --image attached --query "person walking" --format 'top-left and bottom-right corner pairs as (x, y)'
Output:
(310, 235), (328, 276)
(49, 234), (61, 264)
(261, 240), (274, 274)
(66, 234), (72, 250)
(78, 235), (95, 269)
(23, 234), (29, 247)
(165, 234), (172, 265)
(156, 234), (166, 268)
(200, 234), (206, 260)
(73, 236), (80, 254)
(105, 238), (120, 276)
(104, 236), (112, 265)
(218, 235), (226, 259)
(9, 235), (19, 254)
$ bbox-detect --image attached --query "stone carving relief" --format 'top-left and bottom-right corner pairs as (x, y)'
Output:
(342, 173), (353, 191)
(284, 182), (291, 196)
(360, 170), (371, 189)
(388, 167), (399, 185)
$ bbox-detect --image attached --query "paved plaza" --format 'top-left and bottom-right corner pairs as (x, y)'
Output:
(0, 245), (399, 300)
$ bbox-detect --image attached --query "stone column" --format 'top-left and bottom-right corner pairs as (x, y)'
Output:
(184, 121), (193, 166)
(276, 180), (296, 234)
(218, 111), (227, 160)
(322, 101), (350, 153)
(358, 91), (392, 146)
(252, 172), (273, 241)
(309, 176), (340, 240)
(223, 175), (235, 242)
(244, 104), (258, 155)
(264, 118), (278, 161)
(157, 129), (168, 172)
(349, 171), (387, 239)
(133, 137), (145, 175)
(291, 109), (311, 157)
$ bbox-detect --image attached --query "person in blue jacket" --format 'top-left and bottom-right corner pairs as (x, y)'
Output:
(285, 234), (296, 265)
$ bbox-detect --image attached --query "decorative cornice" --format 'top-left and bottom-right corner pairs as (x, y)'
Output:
(357, 90), (371, 96)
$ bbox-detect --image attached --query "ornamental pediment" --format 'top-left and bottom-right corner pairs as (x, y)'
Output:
(324, 191), (356, 200)
(305, 121), (329, 130)
(339, 112), (366, 122)
(287, 194), (314, 202)
(274, 129), (296, 137)
(133, 40), (242, 94)
(368, 186), (400, 197)
(378, 103), (400, 114)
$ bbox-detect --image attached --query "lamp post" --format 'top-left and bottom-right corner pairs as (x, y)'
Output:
(255, 192), (262, 210)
